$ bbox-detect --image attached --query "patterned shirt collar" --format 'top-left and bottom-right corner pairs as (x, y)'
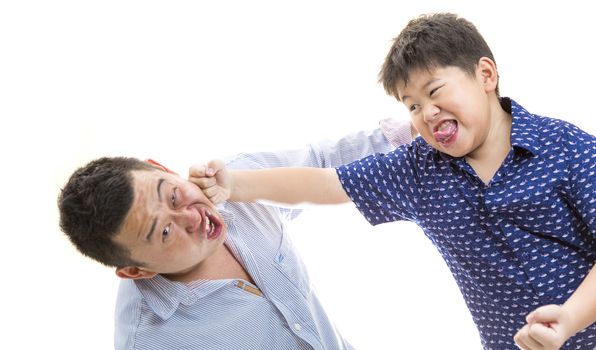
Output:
(437, 97), (539, 162)
(505, 97), (541, 155)
(133, 207), (236, 320)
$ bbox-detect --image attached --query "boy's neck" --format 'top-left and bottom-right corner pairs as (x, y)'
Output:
(465, 99), (512, 185)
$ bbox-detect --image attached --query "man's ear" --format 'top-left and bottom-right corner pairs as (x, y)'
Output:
(476, 57), (498, 92)
(116, 266), (158, 280)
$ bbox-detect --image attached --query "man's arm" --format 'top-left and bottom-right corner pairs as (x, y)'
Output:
(189, 161), (349, 205)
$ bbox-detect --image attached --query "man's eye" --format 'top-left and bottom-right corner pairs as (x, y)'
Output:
(171, 188), (177, 207)
(162, 225), (170, 242)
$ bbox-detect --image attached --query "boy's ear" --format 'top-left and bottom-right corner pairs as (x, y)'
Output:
(116, 266), (158, 280)
(477, 57), (498, 92)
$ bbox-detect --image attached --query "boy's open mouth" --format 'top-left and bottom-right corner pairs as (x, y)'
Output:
(433, 120), (458, 145)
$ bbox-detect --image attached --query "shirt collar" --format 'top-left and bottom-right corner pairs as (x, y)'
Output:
(504, 97), (541, 155)
(134, 275), (191, 320)
(133, 206), (236, 320)
(436, 97), (539, 162)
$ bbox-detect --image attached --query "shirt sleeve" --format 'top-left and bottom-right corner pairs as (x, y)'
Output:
(335, 141), (422, 226)
(225, 119), (412, 170)
(224, 119), (413, 219)
(564, 123), (596, 238)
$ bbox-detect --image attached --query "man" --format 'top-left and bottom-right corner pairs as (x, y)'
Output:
(58, 118), (414, 349)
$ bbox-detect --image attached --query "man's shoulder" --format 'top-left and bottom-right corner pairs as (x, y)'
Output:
(115, 279), (145, 309)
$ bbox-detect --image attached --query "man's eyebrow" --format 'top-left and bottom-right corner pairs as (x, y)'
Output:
(143, 178), (165, 242)
(145, 218), (157, 242)
(157, 178), (165, 202)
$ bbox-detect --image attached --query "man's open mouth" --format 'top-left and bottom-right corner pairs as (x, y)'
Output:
(203, 210), (222, 240)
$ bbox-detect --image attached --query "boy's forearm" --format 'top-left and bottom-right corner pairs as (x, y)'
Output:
(230, 167), (350, 205)
(562, 264), (596, 336)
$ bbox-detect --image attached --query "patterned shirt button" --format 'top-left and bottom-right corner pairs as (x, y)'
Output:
(293, 323), (302, 331)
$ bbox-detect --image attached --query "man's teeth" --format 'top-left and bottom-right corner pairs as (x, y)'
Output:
(204, 211), (215, 235)
(205, 216), (212, 234)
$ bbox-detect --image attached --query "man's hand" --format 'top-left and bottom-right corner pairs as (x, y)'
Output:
(514, 304), (574, 350)
(189, 159), (232, 204)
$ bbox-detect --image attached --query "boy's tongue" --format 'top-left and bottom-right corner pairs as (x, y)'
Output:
(433, 120), (457, 143)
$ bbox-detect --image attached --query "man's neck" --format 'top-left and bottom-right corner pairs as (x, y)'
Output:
(163, 244), (255, 284)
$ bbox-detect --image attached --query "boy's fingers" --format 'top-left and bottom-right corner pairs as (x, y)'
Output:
(207, 159), (226, 173)
(189, 176), (216, 189)
(527, 305), (560, 324)
(514, 324), (543, 350)
(202, 186), (222, 203)
(528, 323), (558, 348)
(189, 159), (226, 178)
(189, 164), (208, 177)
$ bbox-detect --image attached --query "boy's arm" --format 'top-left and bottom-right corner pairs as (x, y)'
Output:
(189, 118), (414, 206)
(514, 264), (596, 350)
(560, 264), (596, 336)
(189, 160), (349, 205)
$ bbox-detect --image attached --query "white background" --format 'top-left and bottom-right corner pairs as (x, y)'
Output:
(1, 1), (594, 349)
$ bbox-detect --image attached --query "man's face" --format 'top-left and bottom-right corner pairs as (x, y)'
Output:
(397, 63), (494, 158)
(114, 168), (227, 278)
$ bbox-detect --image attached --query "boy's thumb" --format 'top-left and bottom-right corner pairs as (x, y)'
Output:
(526, 304), (560, 324)
(206, 159), (226, 176)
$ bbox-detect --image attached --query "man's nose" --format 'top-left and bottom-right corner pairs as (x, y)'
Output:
(175, 207), (201, 233)
(422, 104), (440, 123)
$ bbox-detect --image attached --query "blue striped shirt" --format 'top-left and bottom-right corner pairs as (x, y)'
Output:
(336, 98), (596, 349)
(114, 122), (412, 349)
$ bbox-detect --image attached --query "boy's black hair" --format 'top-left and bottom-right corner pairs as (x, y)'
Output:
(379, 12), (498, 100)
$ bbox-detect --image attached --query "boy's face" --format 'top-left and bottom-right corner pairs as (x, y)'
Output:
(113, 168), (227, 279)
(396, 60), (496, 158)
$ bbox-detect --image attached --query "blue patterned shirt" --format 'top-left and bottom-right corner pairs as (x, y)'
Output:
(336, 98), (596, 350)
(114, 123), (413, 349)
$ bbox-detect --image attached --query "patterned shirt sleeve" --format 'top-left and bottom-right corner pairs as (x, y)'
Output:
(562, 122), (596, 237)
(335, 141), (423, 226)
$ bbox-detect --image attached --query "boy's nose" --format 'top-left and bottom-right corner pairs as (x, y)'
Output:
(422, 104), (440, 123)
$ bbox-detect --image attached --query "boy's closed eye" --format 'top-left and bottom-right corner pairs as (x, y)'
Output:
(429, 84), (443, 96)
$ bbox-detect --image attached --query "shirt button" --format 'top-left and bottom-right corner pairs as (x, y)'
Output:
(293, 323), (302, 331)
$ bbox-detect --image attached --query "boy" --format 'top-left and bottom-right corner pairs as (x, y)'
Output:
(191, 13), (596, 350)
